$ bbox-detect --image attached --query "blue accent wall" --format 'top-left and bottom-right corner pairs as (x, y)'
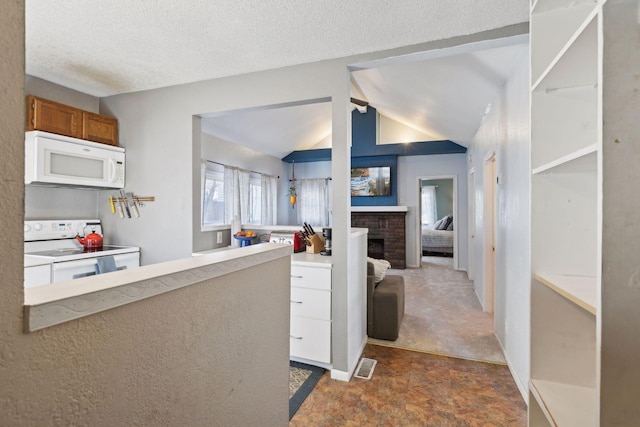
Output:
(282, 107), (467, 163)
(280, 107), (468, 206)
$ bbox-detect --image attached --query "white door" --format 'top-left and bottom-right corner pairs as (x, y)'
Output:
(483, 153), (496, 313)
(468, 169), (475, 280)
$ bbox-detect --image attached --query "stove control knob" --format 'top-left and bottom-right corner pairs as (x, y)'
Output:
(33, 223), (43, 231)
(24, 224), (31, 232)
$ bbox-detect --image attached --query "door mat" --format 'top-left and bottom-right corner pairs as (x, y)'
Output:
(289, 361), (325, 420)
(354, 357), (377, 380)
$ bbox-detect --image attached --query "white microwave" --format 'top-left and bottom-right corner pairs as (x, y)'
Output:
(25, 131), (125, 189)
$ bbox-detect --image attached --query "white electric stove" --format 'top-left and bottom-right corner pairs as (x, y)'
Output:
(24, 219), (140, 287)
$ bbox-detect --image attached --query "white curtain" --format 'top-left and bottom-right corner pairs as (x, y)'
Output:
(224, 166), (250, 224)
(421, 186), (438, 227)
(297, 179), (329, 227)
(261, 174), (278, 225)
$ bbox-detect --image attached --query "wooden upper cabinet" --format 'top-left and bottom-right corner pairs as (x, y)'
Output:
(26, 95), (119, 146)
(27, 95), (83, 139)
(82, 112), (118, 146)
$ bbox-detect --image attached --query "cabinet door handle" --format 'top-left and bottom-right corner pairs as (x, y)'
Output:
(290, 300), (303, 304)
(291, 275), (303, 279)
(290, 335), (303, 340)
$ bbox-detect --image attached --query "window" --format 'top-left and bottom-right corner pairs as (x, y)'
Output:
(201, 161), (277, 229)
(202, 164), (225, 226)
(297, 178), (330, 227)
(421, 185), (437, 227)
(247, 174), (261, 225)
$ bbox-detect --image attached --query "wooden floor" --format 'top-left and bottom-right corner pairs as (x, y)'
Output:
(290, 344), (527, 426)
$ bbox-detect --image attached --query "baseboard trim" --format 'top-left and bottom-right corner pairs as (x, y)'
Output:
(330, 369), (350, 381)
(497, 336), (529, 404)
(330, 338), (367, 382)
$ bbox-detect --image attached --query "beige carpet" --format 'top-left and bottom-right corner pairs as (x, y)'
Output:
(368, 256), (506, 364)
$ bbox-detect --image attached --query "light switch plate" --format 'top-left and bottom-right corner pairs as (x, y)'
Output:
(217, 231), (223, 244)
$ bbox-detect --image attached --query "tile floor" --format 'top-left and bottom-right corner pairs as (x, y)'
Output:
(290, 344), (527, 426)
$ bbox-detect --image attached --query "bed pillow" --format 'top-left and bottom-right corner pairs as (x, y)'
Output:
(442, 215), (453, 230)
(432, 218), (445, 230)
(446, 221), (454, 231)
(367, 257), (391, 283)
(436, 215), (453, 230)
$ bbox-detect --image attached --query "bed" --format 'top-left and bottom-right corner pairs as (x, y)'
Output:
(422, 215), (454, 256)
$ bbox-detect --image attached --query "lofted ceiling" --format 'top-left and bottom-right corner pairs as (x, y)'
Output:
(351, 43), (527, 146)
(201, 41), (528, 156)
(201, 101), (333, 159)
(25, 1), (529, 157)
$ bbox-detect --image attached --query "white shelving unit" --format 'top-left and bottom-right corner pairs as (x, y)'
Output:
(530, 0), (640, 425)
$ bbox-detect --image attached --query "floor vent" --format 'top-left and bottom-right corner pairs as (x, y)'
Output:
(354, 357), (377, 380)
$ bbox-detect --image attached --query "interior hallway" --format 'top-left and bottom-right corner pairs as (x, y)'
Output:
(290, 344), (526, 426)
(368, 256), (505, 364)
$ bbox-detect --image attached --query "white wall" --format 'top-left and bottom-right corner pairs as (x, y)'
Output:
(99, 24), (528, 374)
(398, 153), (468, 269)
(468, 49), (530, 399)
(26, 75), (99, 113)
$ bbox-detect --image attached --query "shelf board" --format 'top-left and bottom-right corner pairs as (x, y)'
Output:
(532, 0), (597, 15)
(530, 379), (596, 426)
(532, 7), (598, 92)
(532, 144), (597, 174)
(534, 273), (597, 315)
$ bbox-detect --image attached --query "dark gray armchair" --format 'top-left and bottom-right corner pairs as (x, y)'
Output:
(367, 261), (405, 340)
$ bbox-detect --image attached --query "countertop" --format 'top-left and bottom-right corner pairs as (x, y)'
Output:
(24, 243), (293, 332)
(24, 254), (53, 267)
(291, 251), (332, 268)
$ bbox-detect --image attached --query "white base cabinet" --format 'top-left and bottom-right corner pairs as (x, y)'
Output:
(289, 254), (332, 366)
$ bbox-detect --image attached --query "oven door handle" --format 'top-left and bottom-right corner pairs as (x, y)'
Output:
(53, 259), (98, 270)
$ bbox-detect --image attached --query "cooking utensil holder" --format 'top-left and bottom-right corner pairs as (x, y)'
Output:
(306, 234), (324, 254)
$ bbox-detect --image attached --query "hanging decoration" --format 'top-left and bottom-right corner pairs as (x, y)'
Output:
(289, 161), (297, 209)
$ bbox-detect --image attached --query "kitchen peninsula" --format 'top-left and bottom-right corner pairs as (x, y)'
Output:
(24, 243), (292, 332)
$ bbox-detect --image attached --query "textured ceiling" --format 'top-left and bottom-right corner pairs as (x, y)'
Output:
(26, 0), (528, 97)
(26, 1), (528, 157)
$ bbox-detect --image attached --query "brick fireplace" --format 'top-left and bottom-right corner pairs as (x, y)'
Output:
(351, 208), (406, 269)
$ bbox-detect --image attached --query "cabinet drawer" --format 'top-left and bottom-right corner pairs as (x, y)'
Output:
(290, 316), (331, 363)
(290, 265), (331, 291)
(290, 287), (331, 320)
(24, 265), (52, 288)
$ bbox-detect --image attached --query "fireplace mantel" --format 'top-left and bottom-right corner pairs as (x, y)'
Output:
(351, 206), (408, 213)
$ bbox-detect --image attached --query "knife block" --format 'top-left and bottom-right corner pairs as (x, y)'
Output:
(306, 234), (324, 254)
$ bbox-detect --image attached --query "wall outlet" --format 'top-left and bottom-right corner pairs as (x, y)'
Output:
(217, 231), (223, 244)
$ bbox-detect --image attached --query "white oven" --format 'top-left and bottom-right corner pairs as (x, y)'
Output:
(25, 130), (125, 189)
(24, 219), (140, 288)
(51, 252), (140, 282)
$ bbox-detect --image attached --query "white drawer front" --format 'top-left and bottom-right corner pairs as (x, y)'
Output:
(290, 316), (331, 363)
(290, 266), (331, 291)
(290, 287), (331, 320)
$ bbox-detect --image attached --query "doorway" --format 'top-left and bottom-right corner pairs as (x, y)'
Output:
(417, 176), (457, 270)
(483, 152), (496, 313)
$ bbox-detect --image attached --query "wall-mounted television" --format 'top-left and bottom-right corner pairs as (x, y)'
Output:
(351, 166), (391, 196)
